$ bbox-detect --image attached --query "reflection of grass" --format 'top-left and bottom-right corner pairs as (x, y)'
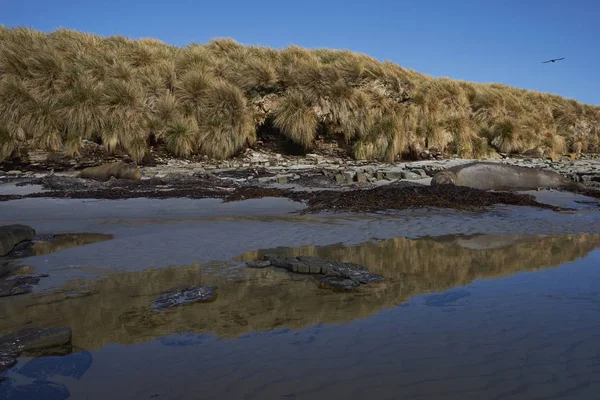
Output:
(2, 27), (600, 163)
(31, 233), (113, 256)
(1, 234), (599, 349)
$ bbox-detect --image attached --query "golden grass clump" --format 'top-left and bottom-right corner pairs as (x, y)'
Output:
(273, 90), (319, 148)
(0, 26), (599, 163)
(197, 81), (255, 159)
(165, 117), (198, 157)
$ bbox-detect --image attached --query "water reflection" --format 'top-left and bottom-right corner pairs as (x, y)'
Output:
(1, 233), (599, 351)
(1, 233), (113, 265)
(30, 233), (114, 257)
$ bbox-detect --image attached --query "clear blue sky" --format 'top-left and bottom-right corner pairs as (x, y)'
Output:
(2, 0), (599, 105)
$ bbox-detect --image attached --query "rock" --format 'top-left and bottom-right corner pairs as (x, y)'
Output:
(411, 169), (427, 178)
(201, 173), (219, 181)
(246, 260), (271, 268)
(343, 171), (356, 182)
(320, 277), (360, 290)
(376, 171), (385, 181)
(0, 225), (36, 257)
(0, 274), (49, 297)
(253, 255), (382, 290)
(356, 172), (368, 183)
(258, 176), (274, 183)
(0, 355), (17, 371)
(296, 263), (310, 274)
(276, 175), (288, 184)
(6, 170), (22, 176)
(0, 327), (72, 362)
(152, 286), (216, 311)
(384, 170), (403, 180)
(263, 254), (287, 268)
(401, 170), (422, 180)
(141, 151), (157, 166)
(334, 174), (346, 184)
(1, 281), (33, 297)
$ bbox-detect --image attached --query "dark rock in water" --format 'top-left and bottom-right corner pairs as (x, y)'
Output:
(245, 260), (271, 268)
(320, 277), (360, 290)
(153, 286), (216, 311)
(0, 225), (36, 256)
(7, 284), (32, 297)
(251, 255), (382, 290)
(0, 355), (17, 371)
(0, 274), (48, 298)
(263, 254), (290, 269)
(0, 327), (73, 363)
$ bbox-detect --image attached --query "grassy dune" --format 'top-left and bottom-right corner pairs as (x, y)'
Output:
(1, 26), (600, 163)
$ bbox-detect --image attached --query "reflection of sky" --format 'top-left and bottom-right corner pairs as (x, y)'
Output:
(2, 249), (599, 399)
(0, 350), (92, 400)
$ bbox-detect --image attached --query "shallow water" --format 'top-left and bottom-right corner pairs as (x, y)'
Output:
(1, 196), (600, 399)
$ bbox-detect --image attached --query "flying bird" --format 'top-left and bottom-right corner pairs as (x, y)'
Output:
(542, 57), (565, 63)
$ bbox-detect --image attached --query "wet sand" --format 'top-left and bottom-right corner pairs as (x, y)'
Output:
(1, 194), (600, 399)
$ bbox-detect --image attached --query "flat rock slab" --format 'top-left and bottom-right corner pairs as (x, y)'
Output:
(0, 225), (36, 256)
(246, 260), (271, 269)
(252, 255), (382, 290)
(0, 327), (72, 372)
(0, 274), (48, 298)
(152, 286), (216, 311)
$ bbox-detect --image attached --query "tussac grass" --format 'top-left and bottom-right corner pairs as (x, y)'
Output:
(1, 26), (599, 163)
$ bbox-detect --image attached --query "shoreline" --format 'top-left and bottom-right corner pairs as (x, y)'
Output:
(2, 151), (600, 212)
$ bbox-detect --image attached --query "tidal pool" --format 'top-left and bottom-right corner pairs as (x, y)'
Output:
(1, 196), (600, 399)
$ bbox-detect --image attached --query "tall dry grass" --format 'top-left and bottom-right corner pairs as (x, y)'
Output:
(1, 26), (599, 163)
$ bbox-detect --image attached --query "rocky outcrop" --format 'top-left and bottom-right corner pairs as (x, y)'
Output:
(0, 274), (48, 297)
(0, 225), (36, 257)
(249, 255), (383, 290)
(152, 286), (217, 311)
(0, 327), (73, 372)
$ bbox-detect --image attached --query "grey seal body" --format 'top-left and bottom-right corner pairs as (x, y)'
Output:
(431, 162), (578, 191)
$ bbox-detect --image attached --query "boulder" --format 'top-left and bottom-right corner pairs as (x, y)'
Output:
(0, 225), (36, 257)
(343, 171), (356, 182)
(246, 260), (271, 269)
(356, 172), (368, 183)
(0, 327), (73, 367)
(384, 170), (404, 180)
(401, 170), (422, 180)
(0, 274), (48, 297)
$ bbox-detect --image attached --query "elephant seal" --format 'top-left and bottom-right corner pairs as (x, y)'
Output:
(78, 160), (142, 182)
(431, 162), (579, 191)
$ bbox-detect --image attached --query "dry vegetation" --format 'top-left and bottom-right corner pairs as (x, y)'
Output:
(1, 26), (600, 163)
